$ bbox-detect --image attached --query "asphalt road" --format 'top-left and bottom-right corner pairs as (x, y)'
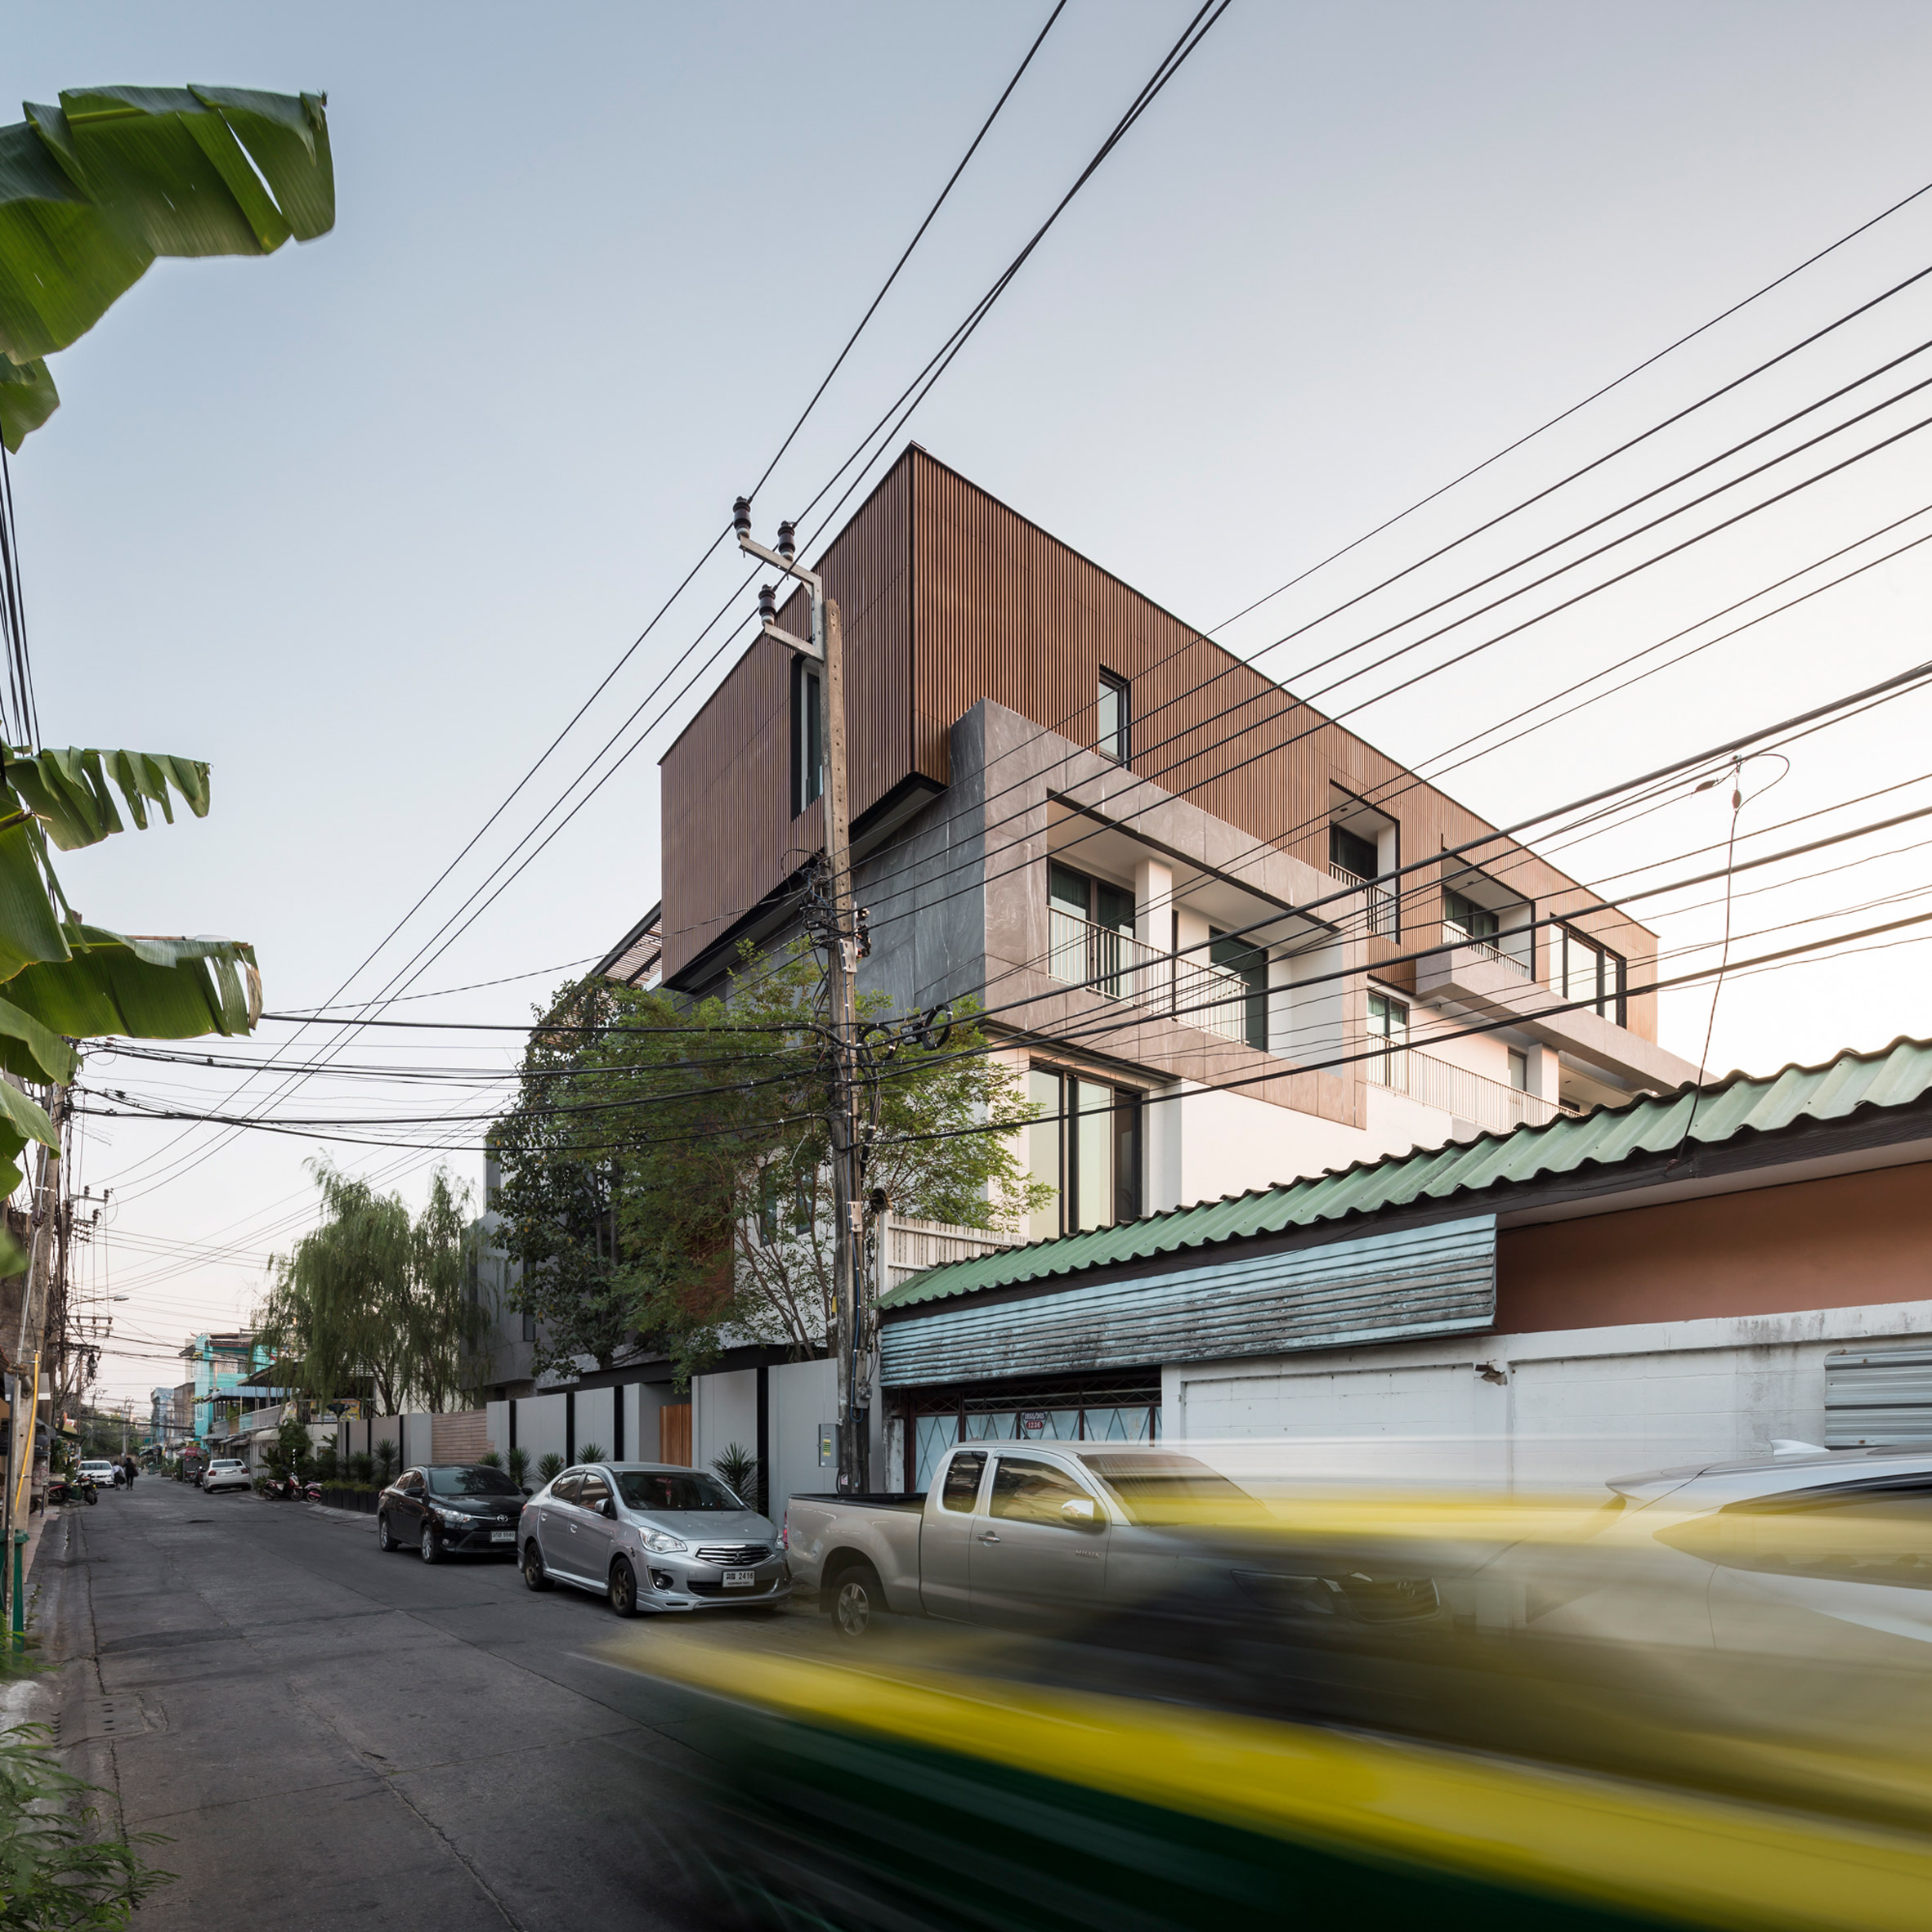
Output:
(39, 1475), (820, 1930)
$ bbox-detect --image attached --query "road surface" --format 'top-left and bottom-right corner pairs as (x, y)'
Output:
(38, 1474), (811, 1929)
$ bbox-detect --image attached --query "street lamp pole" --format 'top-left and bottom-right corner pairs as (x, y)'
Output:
(733, 500), (869, 1494)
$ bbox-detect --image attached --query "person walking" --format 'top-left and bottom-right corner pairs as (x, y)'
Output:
(121, 1454), (137, 1491)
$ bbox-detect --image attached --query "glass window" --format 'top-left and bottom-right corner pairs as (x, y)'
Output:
(1507, 1049), (1528, 1092)
(1029, 1067), (1141, 1237)
(550, 1473), (582, 1505)
(1096, 672), (1129, 762)
(940, 1451), (986, 1514)
(1366, 991), (1407, 1088)
(1443, 888), (1499, 940)
(1049, 861), (1090, 917)
(615, 1469), (746, 1511)
(792, 656), (824, 816)
(1554, 924), (1626, 1024)
(1658, 1483), (1932, 1589)
(1027, 1067), (1062, 1241)
(1079, 1452), (1263, 1524)
(1209, 930), (1269, 1051)
(429, 1466), (523, 1496)
(989, 1456), (1093, 1527)
(575, 1472), (611, 1512)
(1330, 823), (1378, 880)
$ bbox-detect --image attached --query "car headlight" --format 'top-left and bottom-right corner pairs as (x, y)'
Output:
(641, 1529), (687, 1554)
(436, 1508), (470, 1527)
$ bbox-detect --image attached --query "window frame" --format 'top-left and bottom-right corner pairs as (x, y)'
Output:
(1207, 928), (1270, 1052)
(790, 653), (825, 817)
(1553, 922), (1627, 1025)
(1366, 989), (1408, 1088)
(1027, 1063), (1143, 1238)
(1096, 670), (1129, 763)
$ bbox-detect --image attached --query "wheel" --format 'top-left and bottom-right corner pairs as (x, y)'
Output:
(376, 1513), (395, 1552)
(829, 1562), (882, 1640)
(419, 1526), (441, 1564)
(521, 1540), (551, 1591)
(608, 1557), (640, 1618)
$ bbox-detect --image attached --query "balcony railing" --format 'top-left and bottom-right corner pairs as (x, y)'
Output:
(1329, 862), (1397, 937)
(1048, 906), (1250, 1045)
(1442, 919), (1532, 977)
(1367, 1044), (1557, 1135)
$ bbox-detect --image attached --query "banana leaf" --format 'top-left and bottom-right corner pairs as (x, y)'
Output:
(0, 355), (56, 449)
(0, 85), (333, 450)
(4, 927), (260, 1040)
(4, 745), (210, 850)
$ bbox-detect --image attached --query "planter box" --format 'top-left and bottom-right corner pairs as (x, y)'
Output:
(320, 1485), (378, 1514)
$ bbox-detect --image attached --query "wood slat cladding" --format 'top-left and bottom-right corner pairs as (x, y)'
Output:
(662, 445), (1661, 1041)
(660, 464), (912, 982)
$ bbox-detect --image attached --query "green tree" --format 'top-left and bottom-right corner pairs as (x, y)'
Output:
(492, 943), (1046, 1386)
(257, 1161), (483, 1415)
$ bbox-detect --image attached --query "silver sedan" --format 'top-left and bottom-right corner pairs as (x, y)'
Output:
(517, 1462), (789, 1616)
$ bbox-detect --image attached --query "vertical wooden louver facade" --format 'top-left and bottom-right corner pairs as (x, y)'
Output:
(659, 446), (1658, 1044)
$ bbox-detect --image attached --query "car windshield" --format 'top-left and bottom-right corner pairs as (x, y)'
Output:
(615, 1470), (745, 1513)
(1077, 1452), (1265, 1524)
(428, 1466), (523, 1497)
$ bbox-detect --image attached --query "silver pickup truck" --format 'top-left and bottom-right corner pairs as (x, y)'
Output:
(785, 1441), (1443, 1639)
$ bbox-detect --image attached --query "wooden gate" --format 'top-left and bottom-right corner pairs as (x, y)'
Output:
(658, 1403), (692, 1467)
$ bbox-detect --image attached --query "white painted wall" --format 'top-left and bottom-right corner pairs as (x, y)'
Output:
(770, 1357), (837, 1512)
(1165, 1296), (1932, 1491)
(574, 1387), (615, 1460)
(509, 1392), (569, 1469)
(692, 1367), (758, 1482)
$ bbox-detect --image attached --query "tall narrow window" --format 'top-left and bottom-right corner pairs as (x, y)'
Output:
(1366, 991), (1408, 1089)
(1096, 671), (1129, 763)
(1442, 888), (1499, 941)
(1330, 823), (1378, 881)
(1208, 929), (1269, 1052)
(1026, 1066), (1142, 1236)
(791, 655), (824, 816)
(1507, 1048), (1528, 1092)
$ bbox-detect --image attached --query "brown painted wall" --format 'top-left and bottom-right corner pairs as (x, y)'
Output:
(660, 445), (1661, 1019)
(1495, 1163), (1932, 1334)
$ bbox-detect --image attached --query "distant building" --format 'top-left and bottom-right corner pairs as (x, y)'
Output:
(178, 1331), (269, 1442)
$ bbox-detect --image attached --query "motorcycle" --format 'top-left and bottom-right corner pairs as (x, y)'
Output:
(263, 1474), (303, 1500)
(302, 1479), (324, 1503)
(72, 1473), (97, 1506)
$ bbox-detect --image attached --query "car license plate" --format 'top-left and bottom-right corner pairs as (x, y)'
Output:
(722, 1568), (755, 1588)
(490, 1531), (515, 1543)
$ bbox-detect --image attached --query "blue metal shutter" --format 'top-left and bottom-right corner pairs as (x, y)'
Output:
(880, 1215), (1496, 1389)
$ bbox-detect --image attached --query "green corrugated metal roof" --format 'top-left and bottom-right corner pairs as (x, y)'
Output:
(879, 1035), (1932, 1313)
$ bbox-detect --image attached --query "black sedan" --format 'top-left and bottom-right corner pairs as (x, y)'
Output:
(377, 1464), (527, 1562)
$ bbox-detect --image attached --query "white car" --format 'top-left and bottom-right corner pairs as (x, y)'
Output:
(202, 1459), (253, 1496)
(77, 1460), (119, 1489)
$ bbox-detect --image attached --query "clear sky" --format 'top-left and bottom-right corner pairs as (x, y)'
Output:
(12, 3), (1932, 1405)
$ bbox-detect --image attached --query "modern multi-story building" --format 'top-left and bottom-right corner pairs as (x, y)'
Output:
(650, 446), (1697, 1232)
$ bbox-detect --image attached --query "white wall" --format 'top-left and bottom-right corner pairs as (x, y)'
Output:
(574, 1387), (615, 1459)
(692, 1367), (758, 1481)
(770, 1357), (837, 1509)
(510, 1392), (569, 1469)
(1166, 1296), (1932, 1491)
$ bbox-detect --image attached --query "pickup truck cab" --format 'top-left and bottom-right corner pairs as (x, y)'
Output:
(788, 1442), (1438, 1639)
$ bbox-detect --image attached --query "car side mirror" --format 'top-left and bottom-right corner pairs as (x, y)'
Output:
(602, 1498), (616, 1519)
(1060, 1497), (1105, 1530)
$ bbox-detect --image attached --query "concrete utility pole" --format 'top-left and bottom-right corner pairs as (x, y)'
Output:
(733, 499), (870, 1493)
(2, 1080), (64, 1630)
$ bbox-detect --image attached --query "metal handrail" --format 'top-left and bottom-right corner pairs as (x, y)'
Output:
(1366, 1043), (1556, 1134)
(1328, 862), (1397, 937)
(1442, 920), (1532, 977)
(1047, 906), (1249, 1044)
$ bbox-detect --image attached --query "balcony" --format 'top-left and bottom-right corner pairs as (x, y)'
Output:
(1329, 862), (1397, 937)
(1442, 919), (1531, 977)
(1367, 1045), (1558, 1136)
(1047, 906), (1250, 1045)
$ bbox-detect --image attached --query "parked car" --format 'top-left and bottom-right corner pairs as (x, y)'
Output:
(201, 1459), (252, 1495)
(1478, 1444), (1932, 1662)
(783, 1444), (1451, 1641)
(77, 1459), (119, 1491)
(378, 1464), (526, 1563)
(518, 1462), (789, 1616)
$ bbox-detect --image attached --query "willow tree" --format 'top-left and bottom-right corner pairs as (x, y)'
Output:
(258, 1161), (484, 1415)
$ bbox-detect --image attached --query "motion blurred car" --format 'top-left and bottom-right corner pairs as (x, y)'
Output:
(518, 1462), (788, 1615)
(377, 1464), (525, 1562)
(201, 1459), (252, 1495)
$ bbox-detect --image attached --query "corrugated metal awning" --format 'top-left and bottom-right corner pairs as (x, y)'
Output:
(1824, 1348), (1932, 1448)
(880, 1215), (1495, 1389)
